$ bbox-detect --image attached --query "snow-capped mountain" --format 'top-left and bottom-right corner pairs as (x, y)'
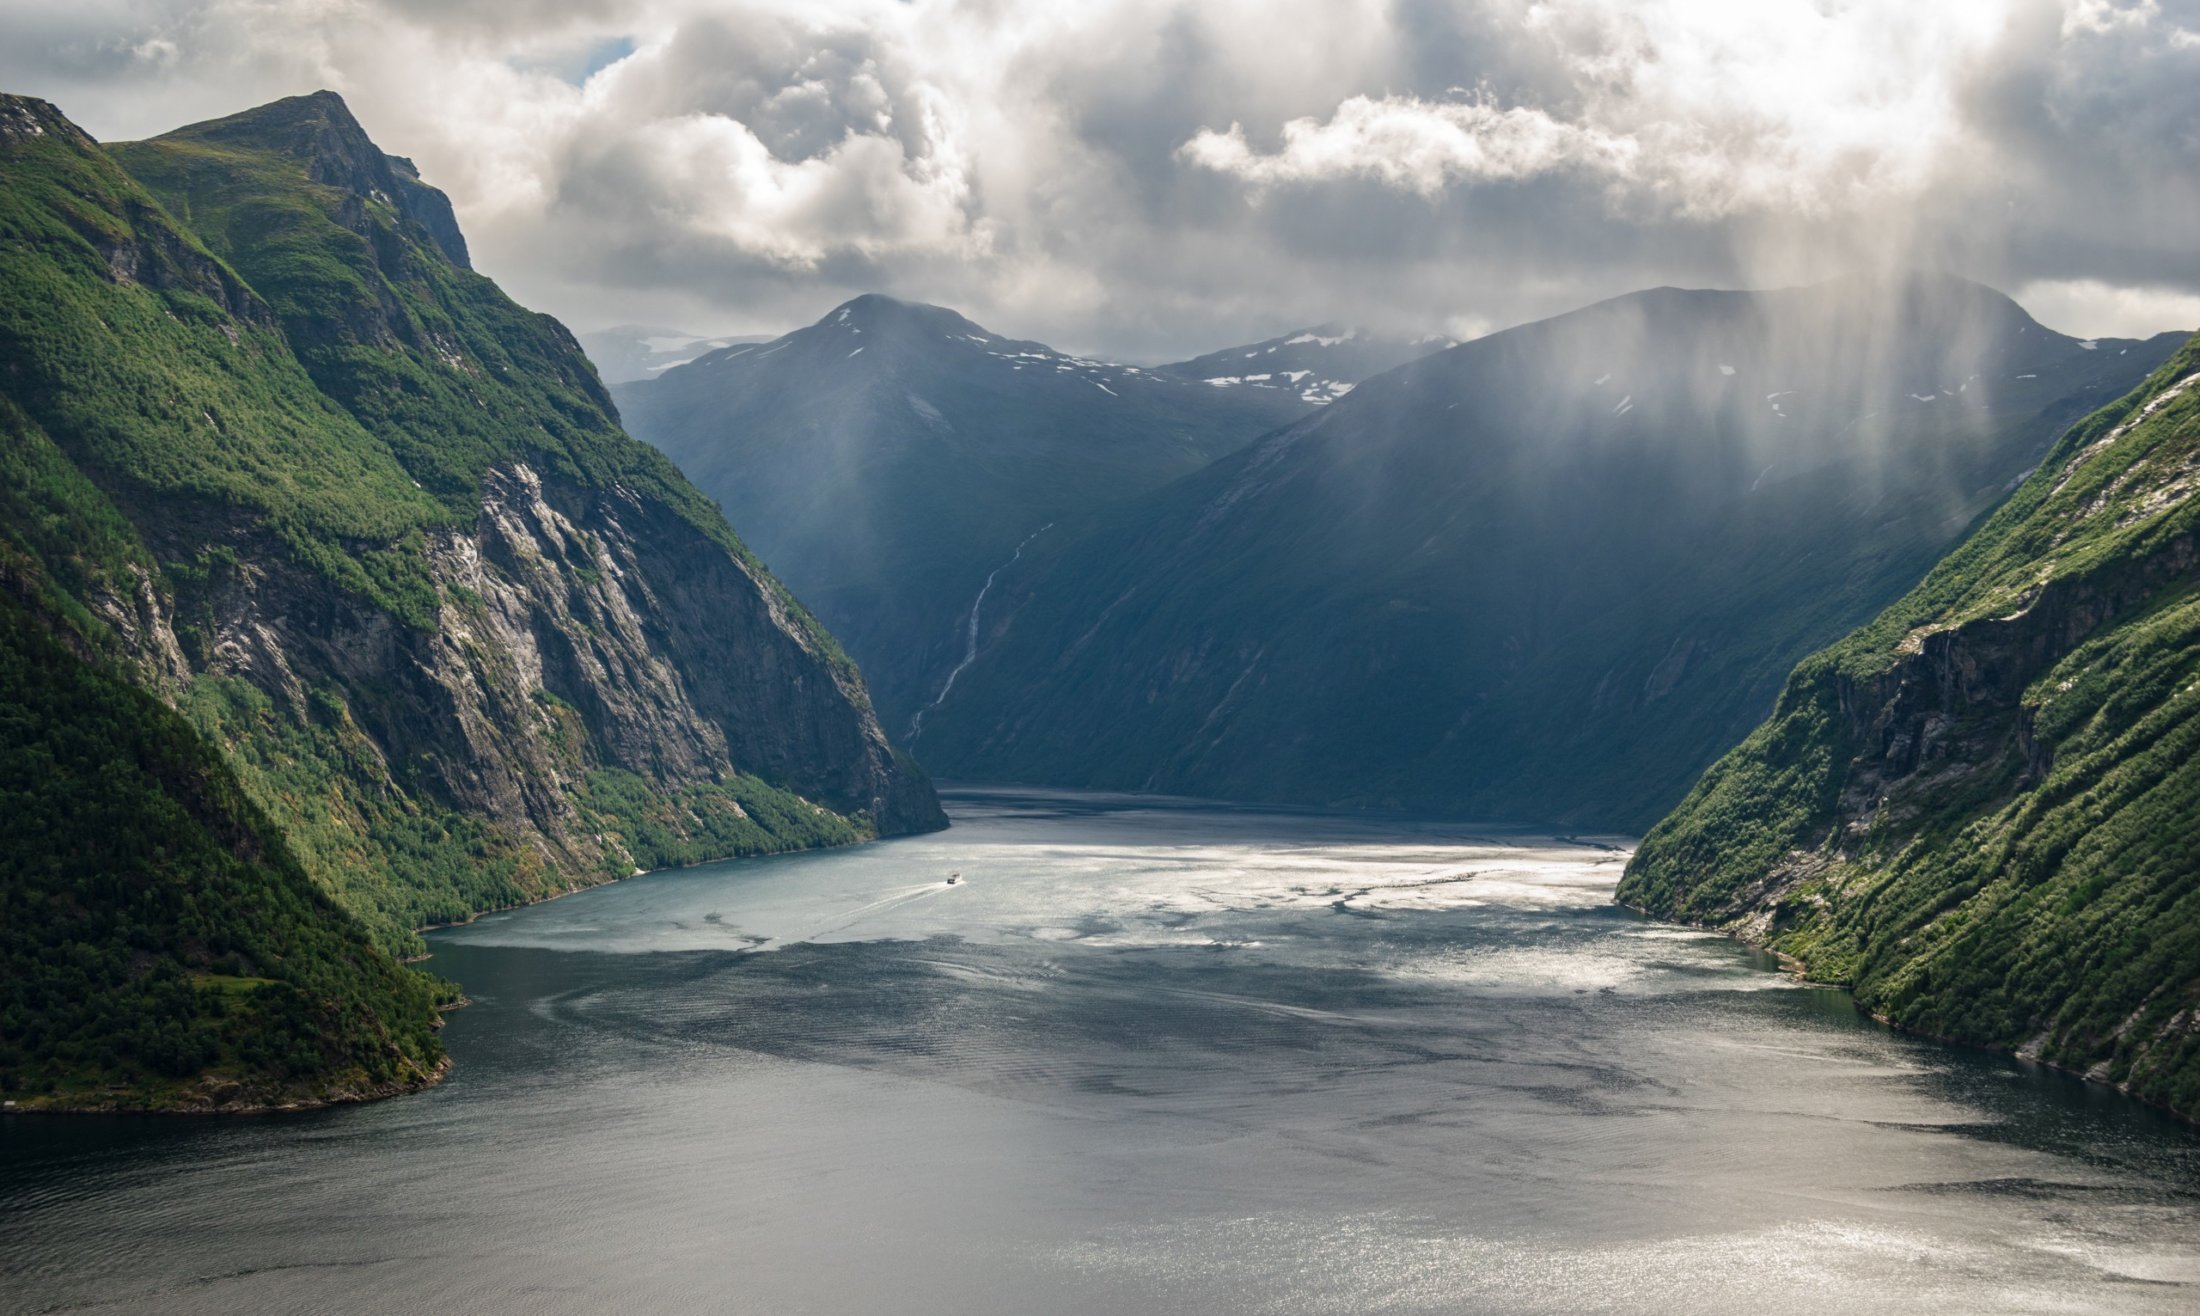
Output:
(612, 294), (1308, 730)
(1155, 324), (1456, 405)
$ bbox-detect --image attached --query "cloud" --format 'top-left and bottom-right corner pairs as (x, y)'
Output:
(1183, 1), (2015, 221)
(2062, 0), (2170, 34)
(0, 0), (2193, 358)
(1179, 93), (1637, 198)
(2014, 278), (2200, 338)
(545, 9), (993, 274)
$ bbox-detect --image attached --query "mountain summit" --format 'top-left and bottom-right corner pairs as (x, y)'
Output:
(614, 295), (1320, 730)
(149, 89), (472, 269)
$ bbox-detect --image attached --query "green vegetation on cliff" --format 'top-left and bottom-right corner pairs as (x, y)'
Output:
(108, 93), (847, 660)
(1621, 335), (2200, 1119)
(0, 89), (937, 1107)
(578, 768), (864, 873)
(0, 95), (445, 620)
(0, 584), (448, 1111)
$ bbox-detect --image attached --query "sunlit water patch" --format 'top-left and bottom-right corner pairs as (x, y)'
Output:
(3, 787), (2195, 1314)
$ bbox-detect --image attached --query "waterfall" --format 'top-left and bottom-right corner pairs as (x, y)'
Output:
(908, 524), (1051, 741)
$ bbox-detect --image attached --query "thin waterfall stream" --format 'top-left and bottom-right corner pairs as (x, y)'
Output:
(908, 523), (1050, 740)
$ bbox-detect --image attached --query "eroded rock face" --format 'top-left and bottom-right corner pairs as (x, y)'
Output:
(1823, 529), (2199, 855)
(1656, 524), (2200, 933)
(38, 87), (940, 940)
(129, 459), (941, 902)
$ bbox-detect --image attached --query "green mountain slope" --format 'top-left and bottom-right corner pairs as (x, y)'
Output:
(1620, 334), (2200, 1119)
(0, 571), (448, 1112)
(109, 94), (743, 562)
(0, 81), (937, 1048)
(917, 276), (2180, 829)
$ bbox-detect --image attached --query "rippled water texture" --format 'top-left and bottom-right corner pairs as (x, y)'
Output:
(4, 789), (2197, 1314)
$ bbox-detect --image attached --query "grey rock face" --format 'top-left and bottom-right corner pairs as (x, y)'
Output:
(130, 459), (941, 898)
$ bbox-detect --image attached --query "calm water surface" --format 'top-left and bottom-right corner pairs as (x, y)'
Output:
(4, 788), (2198, 1314)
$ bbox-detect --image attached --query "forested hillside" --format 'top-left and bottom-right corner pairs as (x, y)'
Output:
(1622, 336), (2200, 1120)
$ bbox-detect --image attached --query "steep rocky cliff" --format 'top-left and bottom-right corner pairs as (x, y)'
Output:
(1, 90), (939, 965)
(1621, 336), (2200, 1119)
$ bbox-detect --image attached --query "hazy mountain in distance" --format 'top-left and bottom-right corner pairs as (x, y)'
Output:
(1622, 331), (2200, 1120)
(578, 325), (773, 385)
(613, 294), (1324, 732)
(914, 274), (2184, 830)
(1155, 324), (1456, 406)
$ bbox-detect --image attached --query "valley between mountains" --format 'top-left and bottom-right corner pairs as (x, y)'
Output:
(3, 86), (2195, 1127)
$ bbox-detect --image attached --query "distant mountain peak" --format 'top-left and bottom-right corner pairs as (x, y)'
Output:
(1156, 322), (1454, 405)
(655, 294), (1448, 419)
(148, 90), (471, 270)
(817, 292), (996, 343)
(837, 291), (921, 313)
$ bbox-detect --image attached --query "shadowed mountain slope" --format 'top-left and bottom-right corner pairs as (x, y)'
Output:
(914, 275), (2181, 830)
(614, 294), (1324, 731)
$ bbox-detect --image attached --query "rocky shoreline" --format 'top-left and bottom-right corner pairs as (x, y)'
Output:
(3, 1054), (456, 1117)
(1625, 900), (2200, 1128)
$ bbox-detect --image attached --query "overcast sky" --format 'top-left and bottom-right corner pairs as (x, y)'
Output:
(6, 0), (2197, 360)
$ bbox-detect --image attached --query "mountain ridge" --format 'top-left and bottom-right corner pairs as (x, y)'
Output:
(578, 323), (771, 384)
(911, 271), (2184, 830)
(1154, 322), (1454, 406)
(150, 88), (473, 270)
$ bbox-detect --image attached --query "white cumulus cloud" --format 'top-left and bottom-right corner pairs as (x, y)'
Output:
(1184, 0), (2018, 222)
(1180, 93), (1638, 197)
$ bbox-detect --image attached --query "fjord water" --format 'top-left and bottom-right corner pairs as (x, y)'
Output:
(4, 791), (2196, 1314)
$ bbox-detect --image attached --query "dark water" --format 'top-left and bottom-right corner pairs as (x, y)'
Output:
(5, 788), (2198, 1314)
